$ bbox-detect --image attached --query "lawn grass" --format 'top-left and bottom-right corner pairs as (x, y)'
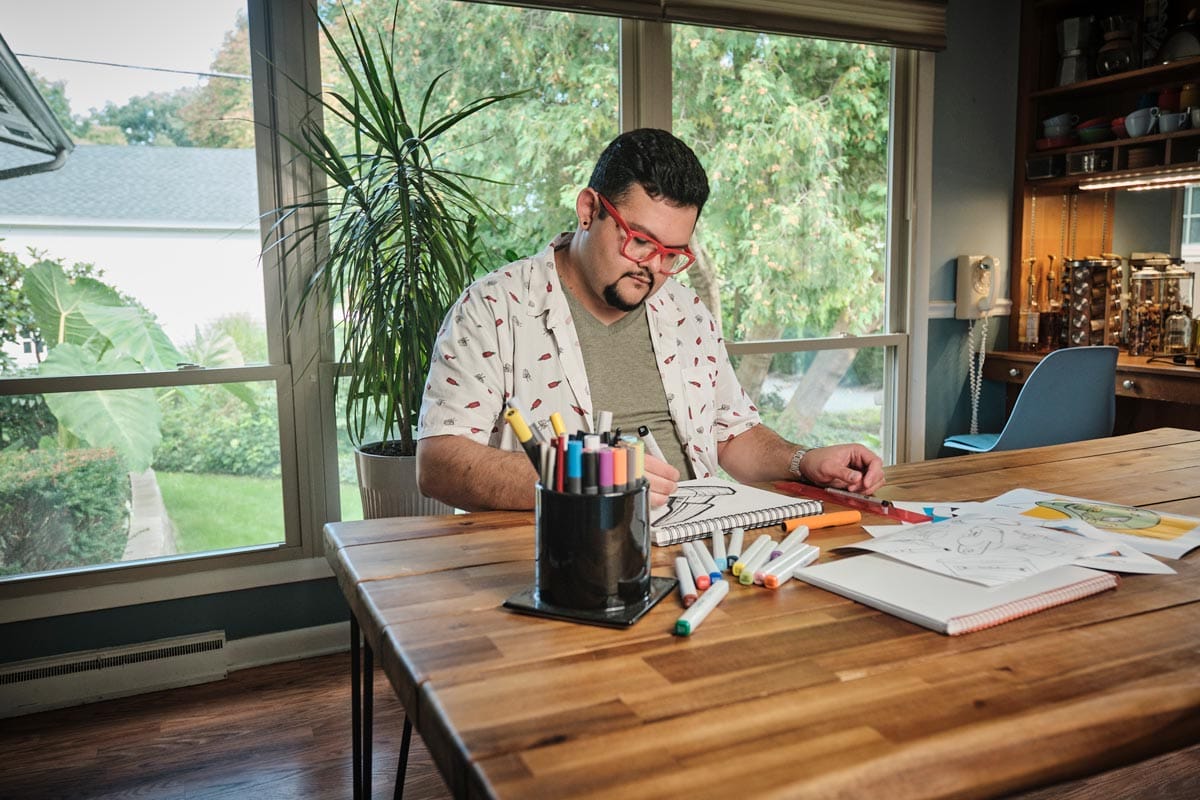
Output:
(156, 472), (285, 553)
(156, 472), (366, 554)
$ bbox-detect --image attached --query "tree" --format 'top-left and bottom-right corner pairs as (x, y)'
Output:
(177, 8), (256, 148)
(93, 90), (196, 146)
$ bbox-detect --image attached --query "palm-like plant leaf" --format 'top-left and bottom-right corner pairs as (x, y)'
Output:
(265, 8), (525, 454)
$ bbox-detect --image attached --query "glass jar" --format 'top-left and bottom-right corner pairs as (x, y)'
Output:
(1164, 311), (1193, 354)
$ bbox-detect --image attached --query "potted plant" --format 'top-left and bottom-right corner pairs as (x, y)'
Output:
(268, 11), (520, 517)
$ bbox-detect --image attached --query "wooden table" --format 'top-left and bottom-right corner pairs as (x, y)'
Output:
(325, 429), (1200, 799)
(983, 349), (1200, 433)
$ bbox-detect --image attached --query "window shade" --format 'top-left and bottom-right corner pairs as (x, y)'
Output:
(457, 0), (947, 51)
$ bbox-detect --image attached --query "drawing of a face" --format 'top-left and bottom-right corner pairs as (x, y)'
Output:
(1036, 500), (1161, 531)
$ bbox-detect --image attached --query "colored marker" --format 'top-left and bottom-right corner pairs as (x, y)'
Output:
(782, 510), (862, 533)
(583, 449), (598, 495)
(739, 537), (776, 585)
(762, 544), (821, 589)
(507, 396), (545, 443)
(711, 528), (727, 572)
(732, 534), (772, 577)
(694, 537), (723, 583)
(624, 442), (638, 488)
(549, 412), (567, 437)
(555, 435), (566, 492)
(636, 424), (667, 462)
(597, 410), (613, 436)
(598, 448), (614, 493)
(727, 527), (744, 570)
(503, 406), (541, 470)
(681, 542), (711, 591)
(674, 578), (730, 636)
(612, 446), (628, 492)
(675, 556), (698, 607)
(566, 440), (583, 494)
(771, 525), (810, 560)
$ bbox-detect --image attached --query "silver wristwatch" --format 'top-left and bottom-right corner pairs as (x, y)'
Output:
(788, 448), (808, 480)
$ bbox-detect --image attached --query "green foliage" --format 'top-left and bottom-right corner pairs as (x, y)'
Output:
(155, 384), (280, 478)
(21, 258), (184, 471)
(0, 392), (56, 451)
(92, 90), (196, 146)
(268, 6), (524, 454)
(0, 448), (130, 575)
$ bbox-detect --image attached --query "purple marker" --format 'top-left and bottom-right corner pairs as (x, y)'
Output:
(598, 447), (614, 493)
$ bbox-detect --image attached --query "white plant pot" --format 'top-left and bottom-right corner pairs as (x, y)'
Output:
(354, 444), (453, 518)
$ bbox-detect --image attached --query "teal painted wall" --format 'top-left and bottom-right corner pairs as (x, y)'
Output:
(924, 1), (1021, 459)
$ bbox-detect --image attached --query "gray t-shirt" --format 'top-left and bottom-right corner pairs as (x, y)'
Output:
(563, 288), (694, 479)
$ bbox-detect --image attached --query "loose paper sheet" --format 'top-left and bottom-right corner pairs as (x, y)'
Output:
(841, 513), (1114, 586)
(982, 488), (1200, 560)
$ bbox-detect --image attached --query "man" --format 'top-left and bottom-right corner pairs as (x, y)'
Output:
(417, 128), (884, 511)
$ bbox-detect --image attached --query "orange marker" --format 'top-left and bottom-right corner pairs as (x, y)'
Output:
(781, 510), (861, 533)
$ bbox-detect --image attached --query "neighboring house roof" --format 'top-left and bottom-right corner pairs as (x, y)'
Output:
(0, 144), (259, 227)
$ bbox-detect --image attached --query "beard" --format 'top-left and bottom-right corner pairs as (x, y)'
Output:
(602, 270), (655, 312)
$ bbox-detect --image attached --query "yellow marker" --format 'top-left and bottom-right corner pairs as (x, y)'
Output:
(549, 412), (566, 437)
(504, 407), (540, 470)
(504, 406), (534, 443)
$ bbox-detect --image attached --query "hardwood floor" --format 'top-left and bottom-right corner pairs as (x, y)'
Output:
(0, 653), (451, 800)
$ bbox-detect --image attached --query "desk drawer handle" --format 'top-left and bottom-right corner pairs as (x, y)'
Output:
(1009, 368), (1021, 378)
(1122, 379), (1135, 390)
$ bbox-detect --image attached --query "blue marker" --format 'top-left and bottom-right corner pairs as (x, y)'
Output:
(566, 440), (583, 494)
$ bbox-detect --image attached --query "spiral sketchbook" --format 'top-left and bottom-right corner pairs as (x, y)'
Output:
(650, 478), (822, 546)
(796, 553), (1119, 635)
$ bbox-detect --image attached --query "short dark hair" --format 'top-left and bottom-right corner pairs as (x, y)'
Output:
(588, 128), (709, 215)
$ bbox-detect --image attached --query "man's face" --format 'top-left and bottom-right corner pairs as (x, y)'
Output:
(580, 185), (698, 312)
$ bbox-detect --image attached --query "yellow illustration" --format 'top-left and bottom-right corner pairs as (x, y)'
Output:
(1026, 499), (1190, 542)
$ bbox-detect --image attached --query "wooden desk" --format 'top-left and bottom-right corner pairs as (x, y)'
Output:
(983, 350), (1200, 433)
(325, 429), (1200, 799)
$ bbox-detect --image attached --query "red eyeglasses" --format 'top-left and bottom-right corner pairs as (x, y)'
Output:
(595, 192), (696, 275)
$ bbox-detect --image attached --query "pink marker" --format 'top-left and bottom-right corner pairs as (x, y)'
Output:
(598, 448), (614, 493)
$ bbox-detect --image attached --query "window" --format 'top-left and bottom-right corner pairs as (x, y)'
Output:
(0, 0), (922, 594)
(0, 1), (294, 582)
(670, 25), (908, 461)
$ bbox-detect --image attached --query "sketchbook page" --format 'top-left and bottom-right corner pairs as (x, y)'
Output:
(834, 513), (1114, 586)
(649, 478), (820, 546)
(984, 488), (1200, 560)
(796, 554), (1118, 635)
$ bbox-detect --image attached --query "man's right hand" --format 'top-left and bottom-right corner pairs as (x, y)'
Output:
(642, 454), (680, 508)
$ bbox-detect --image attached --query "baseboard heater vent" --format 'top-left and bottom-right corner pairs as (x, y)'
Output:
(0, 630), (227, 719)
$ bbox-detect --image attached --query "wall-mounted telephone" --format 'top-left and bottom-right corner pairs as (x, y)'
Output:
(956, 255), (999, 435)
(955, 255), (999, 320)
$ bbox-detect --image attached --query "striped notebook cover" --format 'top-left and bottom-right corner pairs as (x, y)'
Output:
(796, 554), (1119, 635)
(650, 478), (822, 546)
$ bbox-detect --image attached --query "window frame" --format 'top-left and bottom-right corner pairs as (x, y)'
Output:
(0, 0), (931, 620)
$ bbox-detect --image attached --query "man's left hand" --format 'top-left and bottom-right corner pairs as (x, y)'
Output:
(797, 444), (885, 494)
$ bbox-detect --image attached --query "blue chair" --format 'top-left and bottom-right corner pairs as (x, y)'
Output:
(943, 345), (1118, 454)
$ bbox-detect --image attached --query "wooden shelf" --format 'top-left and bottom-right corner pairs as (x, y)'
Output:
(1031, 55), (1200, 100)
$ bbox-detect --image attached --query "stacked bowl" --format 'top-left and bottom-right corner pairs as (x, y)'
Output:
(1076, 116), (1112, 143)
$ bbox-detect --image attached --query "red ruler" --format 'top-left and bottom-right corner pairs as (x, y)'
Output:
(773, 481), (932, 523)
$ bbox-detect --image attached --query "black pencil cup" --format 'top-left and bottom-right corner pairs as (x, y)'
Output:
(535, 482), (651, 611)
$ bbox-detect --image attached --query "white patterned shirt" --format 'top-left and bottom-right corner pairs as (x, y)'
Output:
(417, 234), (760, 478)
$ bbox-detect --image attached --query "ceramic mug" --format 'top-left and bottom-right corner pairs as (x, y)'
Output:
(1125, 106), (1159, 137)
(1160, 111), (1189, 133)
(1043, 112), (1078, 128)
